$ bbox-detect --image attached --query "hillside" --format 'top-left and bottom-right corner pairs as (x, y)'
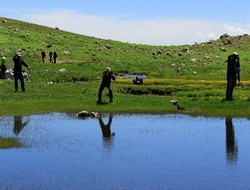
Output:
(1, 17), (250, 81)
(0, 17), (249, 117)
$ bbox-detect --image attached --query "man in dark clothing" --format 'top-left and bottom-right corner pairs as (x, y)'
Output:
(49, 50), (53, 63)
(53, 51), (57, 63)
(225, 52), (240, 100)
(13, 53), (30, 92)
(97, 67), (116, 103)
(41, 50), (46, 63)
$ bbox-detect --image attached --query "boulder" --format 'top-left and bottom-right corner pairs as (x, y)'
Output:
(76, 111), (99, 118)
(76, 111), (89, 118)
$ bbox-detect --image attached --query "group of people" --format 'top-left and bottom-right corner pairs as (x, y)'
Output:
(41, 50), (57, 63)
(0, 50), (241, 102)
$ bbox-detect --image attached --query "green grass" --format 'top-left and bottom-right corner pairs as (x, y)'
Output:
(0, 17), (250, 118)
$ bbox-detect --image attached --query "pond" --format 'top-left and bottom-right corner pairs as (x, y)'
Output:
(0, 113), (250, 190)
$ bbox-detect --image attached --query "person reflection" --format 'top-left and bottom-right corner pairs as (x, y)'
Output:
(225, 117), (238, 164)
(98, 113), (115, 151)
(13, 116), (29, 136)
(98, 113), (114, 138)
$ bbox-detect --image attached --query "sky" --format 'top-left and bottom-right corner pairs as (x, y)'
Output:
(1, 0), (250, 45)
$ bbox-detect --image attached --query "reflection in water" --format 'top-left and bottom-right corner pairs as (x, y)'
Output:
(1, 113), (250, 189)
(225, 117), (238, 164)
(13, 116), (29, 136)
(98, 113), (114, 149)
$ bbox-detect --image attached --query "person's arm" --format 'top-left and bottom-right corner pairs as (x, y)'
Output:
(111, 72), (116, 81)
(22, 60), (30, 70)
(236, 58), (240, 83)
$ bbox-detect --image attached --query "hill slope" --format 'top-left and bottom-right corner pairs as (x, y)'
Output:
(1, 17), (250, 81)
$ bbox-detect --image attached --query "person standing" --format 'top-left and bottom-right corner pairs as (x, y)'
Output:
(49, 50), (53, 63)
(13, 53), (30, 92)
(0, 53), (7, 79)
(53, 51), (57, 63)
(97, 67), (116, 103)
(225, 52), (240, 101)
(41, 50), (46, 63)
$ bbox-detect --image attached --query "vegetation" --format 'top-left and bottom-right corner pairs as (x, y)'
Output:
(0, 17), (249, 118)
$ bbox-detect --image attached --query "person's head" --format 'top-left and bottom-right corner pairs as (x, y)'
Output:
(106, 67), (111, 71)
(16, 52), (21, 57)
(233, 52), (239, 57)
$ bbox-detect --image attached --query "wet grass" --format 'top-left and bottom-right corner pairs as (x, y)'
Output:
(1, 78), (249, 118)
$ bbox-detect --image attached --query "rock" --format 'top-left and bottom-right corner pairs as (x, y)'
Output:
(106, 44), (112, 49)
(76, 111), (100, 118)
(220, 33), (230, 39)
(76, 111), (89, 118)
(220, 47), (227, 52)
(89, 112), (99, 118)
(59, 68), (66, 72)
(182, 47), (189, 52)
(170, 99), (178, 105)
(191, 58), (196, 63)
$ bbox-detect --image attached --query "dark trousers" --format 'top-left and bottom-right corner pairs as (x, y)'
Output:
(14, 72), (25, 92)
(226, 75), (237, 100)
(98, 84), (113, 101)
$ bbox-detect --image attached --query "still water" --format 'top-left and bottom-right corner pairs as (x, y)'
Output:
(0, 113), (250, 190)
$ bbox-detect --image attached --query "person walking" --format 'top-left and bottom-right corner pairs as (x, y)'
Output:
(49, 50), (53, 63)
(41, 50), (46, 63)
(225, 52), (240, 101)
(13, 53), (30, 92)
(97, 67), (116, 103)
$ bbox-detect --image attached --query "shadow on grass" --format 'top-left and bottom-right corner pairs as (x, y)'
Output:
(96, 101), (110, 105)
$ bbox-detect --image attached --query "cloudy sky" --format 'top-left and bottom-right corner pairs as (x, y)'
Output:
(1, 0), (250, 45)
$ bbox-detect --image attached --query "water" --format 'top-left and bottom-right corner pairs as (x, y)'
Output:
(0, 113), (250, 190)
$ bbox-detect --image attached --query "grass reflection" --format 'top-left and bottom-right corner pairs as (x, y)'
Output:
(0, 137), (22, 149)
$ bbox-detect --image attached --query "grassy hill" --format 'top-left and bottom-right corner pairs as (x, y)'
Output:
(0, 17), (249, 117)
